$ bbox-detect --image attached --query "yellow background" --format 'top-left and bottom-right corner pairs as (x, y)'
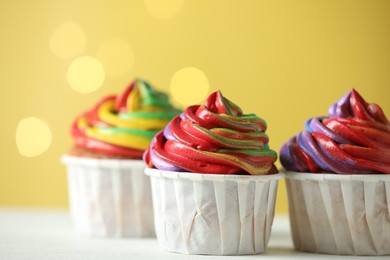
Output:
(1, 0), (389, 215)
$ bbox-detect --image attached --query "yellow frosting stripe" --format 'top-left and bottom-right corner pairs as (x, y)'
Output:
(85, 128), (151, 150)
(126, 85), (140, 112)
(77, 116), (88, 129)
(97, 98), (172, 130)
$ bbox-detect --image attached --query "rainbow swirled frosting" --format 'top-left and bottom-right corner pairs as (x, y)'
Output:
(280, 89), (390, 174)
(72, 79), (180, 159)
(144, 90), (278, 175)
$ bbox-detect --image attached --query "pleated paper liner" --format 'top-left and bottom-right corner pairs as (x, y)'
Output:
(145, 168), (283, 255)
(285, 171), (390, 255)
(61, 155), (155, 238)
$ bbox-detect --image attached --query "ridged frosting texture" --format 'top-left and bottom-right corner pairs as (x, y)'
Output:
(280, 89), (390, 174)
(144, 90), (278, 175)
(72, 79), (180, 159)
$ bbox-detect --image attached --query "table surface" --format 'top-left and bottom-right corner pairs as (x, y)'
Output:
(0, 208), (386, 260)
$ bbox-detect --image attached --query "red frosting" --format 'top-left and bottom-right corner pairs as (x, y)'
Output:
(145, 91), (278, 175)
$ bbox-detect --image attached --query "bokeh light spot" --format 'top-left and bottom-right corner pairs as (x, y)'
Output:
(96, 38), (134, 78)
(170, 67), (210, 106)
(66, 56), (105, 94)
(50, 22), (86, 60)
(16, 117), (52, 157)
(144, 0), (184, 19)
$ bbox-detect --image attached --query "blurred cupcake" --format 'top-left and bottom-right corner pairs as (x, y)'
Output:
(144, 90), (282, 255)
(61, 79), (180, 238)
(280, 89), (390, 255)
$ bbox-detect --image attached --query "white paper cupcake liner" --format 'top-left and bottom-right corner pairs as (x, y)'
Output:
(285, 172), (390, 255)
(61, 155), (155, 238)
(145, 168), (283, 255)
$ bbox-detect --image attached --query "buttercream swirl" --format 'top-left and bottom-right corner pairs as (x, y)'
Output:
(280, 89), (390, 174)
(72, 79), (180, 159)
(144, 90), (278, 175)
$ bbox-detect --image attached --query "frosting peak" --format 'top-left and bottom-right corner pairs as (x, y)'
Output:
(204, 90), (243, 116)
(328, 89), (389, 124)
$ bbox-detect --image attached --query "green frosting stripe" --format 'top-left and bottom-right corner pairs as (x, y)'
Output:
(139, 80), (175, 108)
(97, 126), (159, 138)
(119, 110), (181, 120)
(218, 147), (277, 157)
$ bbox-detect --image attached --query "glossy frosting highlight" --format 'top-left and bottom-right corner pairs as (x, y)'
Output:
(144, 90), (278, 175)
(72, 79), (180, 159)
(280, 89), (390, 174)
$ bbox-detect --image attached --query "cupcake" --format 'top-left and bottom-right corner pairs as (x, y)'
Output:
(144, 90), (282, 255)
(280, 89), (390, 255)
(61, 79), (180, 237)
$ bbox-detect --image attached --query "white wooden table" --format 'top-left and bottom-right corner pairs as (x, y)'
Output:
(0, 208), (385, 259)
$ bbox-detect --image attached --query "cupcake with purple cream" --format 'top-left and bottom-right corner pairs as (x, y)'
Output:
(281, 89), (390, 255)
